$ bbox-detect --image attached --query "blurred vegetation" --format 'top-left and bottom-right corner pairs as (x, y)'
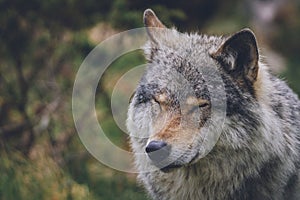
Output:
(0, 0), (299, 199)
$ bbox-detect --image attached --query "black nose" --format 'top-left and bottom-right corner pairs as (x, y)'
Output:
(145, 141), (170, 163)
(145, 140), (167, 153)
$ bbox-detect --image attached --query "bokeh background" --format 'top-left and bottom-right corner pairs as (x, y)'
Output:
(1, 0), (299, 199)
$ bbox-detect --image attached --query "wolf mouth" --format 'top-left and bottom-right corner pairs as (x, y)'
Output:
(159, 152), (200, 173)
(160, 163), (182, 173)
(188, 151), (200, 164)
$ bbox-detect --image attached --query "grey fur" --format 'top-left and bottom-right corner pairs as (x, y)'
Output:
(127, 9), (300, 200)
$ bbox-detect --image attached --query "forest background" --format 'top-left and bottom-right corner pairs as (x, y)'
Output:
(1, 0), (299, 199)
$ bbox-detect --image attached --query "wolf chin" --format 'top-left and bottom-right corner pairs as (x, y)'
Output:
(127, 9), (300, 200)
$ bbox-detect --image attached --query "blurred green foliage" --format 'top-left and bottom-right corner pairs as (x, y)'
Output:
(0, 0), (299, 199)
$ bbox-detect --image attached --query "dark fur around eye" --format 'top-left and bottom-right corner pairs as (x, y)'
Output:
(136, 93), (150, 104)
(135, 84), (160, 105)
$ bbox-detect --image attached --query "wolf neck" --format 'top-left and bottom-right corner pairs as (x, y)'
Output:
(157, 144), (280, 200)
(152, 148), (263, 200)
(252, 62), (288, 157)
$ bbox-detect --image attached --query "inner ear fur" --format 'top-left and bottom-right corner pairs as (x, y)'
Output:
(211, 29), (259, 83)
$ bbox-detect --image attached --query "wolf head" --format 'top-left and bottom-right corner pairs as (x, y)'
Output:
(127, 9), (261, 172)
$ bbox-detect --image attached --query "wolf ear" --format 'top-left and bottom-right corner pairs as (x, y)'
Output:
(211, 29), (259, 83)
(143, 9), (166, 44)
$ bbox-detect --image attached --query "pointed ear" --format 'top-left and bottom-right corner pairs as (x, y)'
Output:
(143, 9), (166, 44)
(211, 29), (259, 83)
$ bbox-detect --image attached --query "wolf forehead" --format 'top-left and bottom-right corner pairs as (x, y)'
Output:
(143, 32), (226, 67)
(139, 33), (225, 102)
(138, 40), (215, 100)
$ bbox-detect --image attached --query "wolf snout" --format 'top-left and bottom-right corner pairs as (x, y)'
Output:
(145, 141), (170, 163)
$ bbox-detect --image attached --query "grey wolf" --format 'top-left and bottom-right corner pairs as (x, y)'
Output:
(127, 9), (300, 200)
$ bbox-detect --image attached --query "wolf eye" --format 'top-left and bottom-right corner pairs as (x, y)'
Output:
(154, 94), (167, 104)
(153, 98), (161, 106)
(186, 97), (210, 114)
(198, 101), (210, 108)
(186, 97), (210, 107)
(190, 103), (209, 113)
